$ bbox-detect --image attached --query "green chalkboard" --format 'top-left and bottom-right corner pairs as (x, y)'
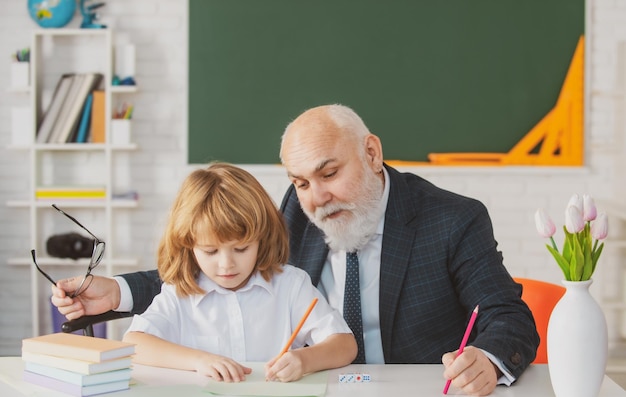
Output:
(188, 0), (584, 164)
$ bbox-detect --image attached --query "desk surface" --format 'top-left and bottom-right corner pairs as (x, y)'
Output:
(1, 356), (625, 396)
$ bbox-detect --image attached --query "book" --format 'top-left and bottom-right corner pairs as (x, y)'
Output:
(22, 332), (135, 363)
(35, 186), (106, 199)
(47, 74), (84, 143)
(75, 92), (94, 143)
(24, 362), (131, 386)
(90, 90), (105, 143)
(21, 351), (133, 375)
(23, 370), (130, 396)
(36, 195), (105, 200)
(36, 192), (106, 199)
(36, 74), (74, 144)
(55, 73), (104, 143)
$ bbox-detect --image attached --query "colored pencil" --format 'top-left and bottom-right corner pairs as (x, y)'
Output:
(277, 297), (318, 358)
(443, 305), (479, 394)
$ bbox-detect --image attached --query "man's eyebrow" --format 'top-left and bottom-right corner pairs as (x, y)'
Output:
(287, 158), (337, 179)
(314, 159), (335, 172)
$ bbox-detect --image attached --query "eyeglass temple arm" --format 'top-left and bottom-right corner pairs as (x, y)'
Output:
(51, 204), (100, 241)
(31, 250), (57, 286)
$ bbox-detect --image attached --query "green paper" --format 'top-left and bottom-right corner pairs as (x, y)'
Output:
(203, 363), (328, 397)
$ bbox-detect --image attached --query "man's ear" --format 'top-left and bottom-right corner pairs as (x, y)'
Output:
(364, 134), (384, 171)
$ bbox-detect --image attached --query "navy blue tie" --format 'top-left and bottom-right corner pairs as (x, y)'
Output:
(345, 251), (366, 364)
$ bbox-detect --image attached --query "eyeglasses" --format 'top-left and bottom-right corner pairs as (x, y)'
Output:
(31, 204), (105, 298)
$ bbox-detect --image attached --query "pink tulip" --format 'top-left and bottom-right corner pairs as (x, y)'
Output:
(565, 205), (585, 233)
(568, 193), (583, 213)
(591, 212), (609, 240)
(582, 194), (597, 222)
(535, 208), (556, 238)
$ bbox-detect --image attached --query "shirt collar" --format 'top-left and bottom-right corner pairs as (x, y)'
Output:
(377, 167), (391, 235)
(190, 270), (274, 306)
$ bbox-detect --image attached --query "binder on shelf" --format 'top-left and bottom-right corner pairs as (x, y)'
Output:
(36, 74), (74, 144)
(90, 90), (105, 143)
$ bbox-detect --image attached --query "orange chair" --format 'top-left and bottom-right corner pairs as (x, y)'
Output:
(513, 277), (566, 364)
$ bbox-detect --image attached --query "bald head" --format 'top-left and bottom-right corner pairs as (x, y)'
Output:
(280, 104), (371, 165)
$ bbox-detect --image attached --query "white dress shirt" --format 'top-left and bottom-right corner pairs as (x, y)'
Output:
(125, 265), (351, 362)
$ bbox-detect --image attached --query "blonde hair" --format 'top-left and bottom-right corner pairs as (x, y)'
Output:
(157, 162), (289, 297)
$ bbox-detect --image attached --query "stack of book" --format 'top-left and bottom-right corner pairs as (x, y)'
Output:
(36, 73), (104, 144)
(21, 332), (135, 396)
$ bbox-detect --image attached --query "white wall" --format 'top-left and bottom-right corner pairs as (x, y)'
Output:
(1, 0), (625, 357)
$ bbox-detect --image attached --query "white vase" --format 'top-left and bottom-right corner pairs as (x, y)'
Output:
(547, 279), (608, 397)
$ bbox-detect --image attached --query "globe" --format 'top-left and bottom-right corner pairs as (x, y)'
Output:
(28, 0), (76, 28)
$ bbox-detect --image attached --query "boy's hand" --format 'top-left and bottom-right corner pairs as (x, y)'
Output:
(196, 353), (252, 382)
(265, 350), (306, 382)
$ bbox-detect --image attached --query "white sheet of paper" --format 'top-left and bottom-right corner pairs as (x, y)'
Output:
(203, 363), (328, 397)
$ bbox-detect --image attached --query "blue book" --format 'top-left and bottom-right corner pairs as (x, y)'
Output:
(75, 92), (94, 143)
(24, 362), (131, 386)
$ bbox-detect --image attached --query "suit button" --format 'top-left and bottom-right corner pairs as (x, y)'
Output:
(510, 353), (522, 365)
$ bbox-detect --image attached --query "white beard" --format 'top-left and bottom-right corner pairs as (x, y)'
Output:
(303, 170), (384, 252)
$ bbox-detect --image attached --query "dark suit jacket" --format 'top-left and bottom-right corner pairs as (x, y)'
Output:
(123, 164), (538, 378)
(279, 164), (538, 378)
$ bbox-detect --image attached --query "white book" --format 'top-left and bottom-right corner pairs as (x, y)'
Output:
(36, 74), (74, 144)
(22, 351), (132, 375)
(48, 74), (84, 143)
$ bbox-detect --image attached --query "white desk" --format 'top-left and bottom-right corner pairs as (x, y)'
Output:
(1, 357), (625, 396)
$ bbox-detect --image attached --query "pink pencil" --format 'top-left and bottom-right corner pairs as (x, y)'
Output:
(443, 305), (479, 395)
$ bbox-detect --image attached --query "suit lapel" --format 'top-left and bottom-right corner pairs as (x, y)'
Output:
(379, 165), (418, 361)
(297, 223), (328, 286)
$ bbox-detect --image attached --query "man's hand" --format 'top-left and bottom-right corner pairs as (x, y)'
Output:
(51, 275), (121, 320)
(442, 346), (498, 396)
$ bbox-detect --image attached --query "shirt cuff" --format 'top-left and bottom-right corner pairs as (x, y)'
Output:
(480, 349), (516, 386)
(113, 276), (134, 312)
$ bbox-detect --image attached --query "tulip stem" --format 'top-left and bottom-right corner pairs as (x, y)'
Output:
(550, 236), (558, 252)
